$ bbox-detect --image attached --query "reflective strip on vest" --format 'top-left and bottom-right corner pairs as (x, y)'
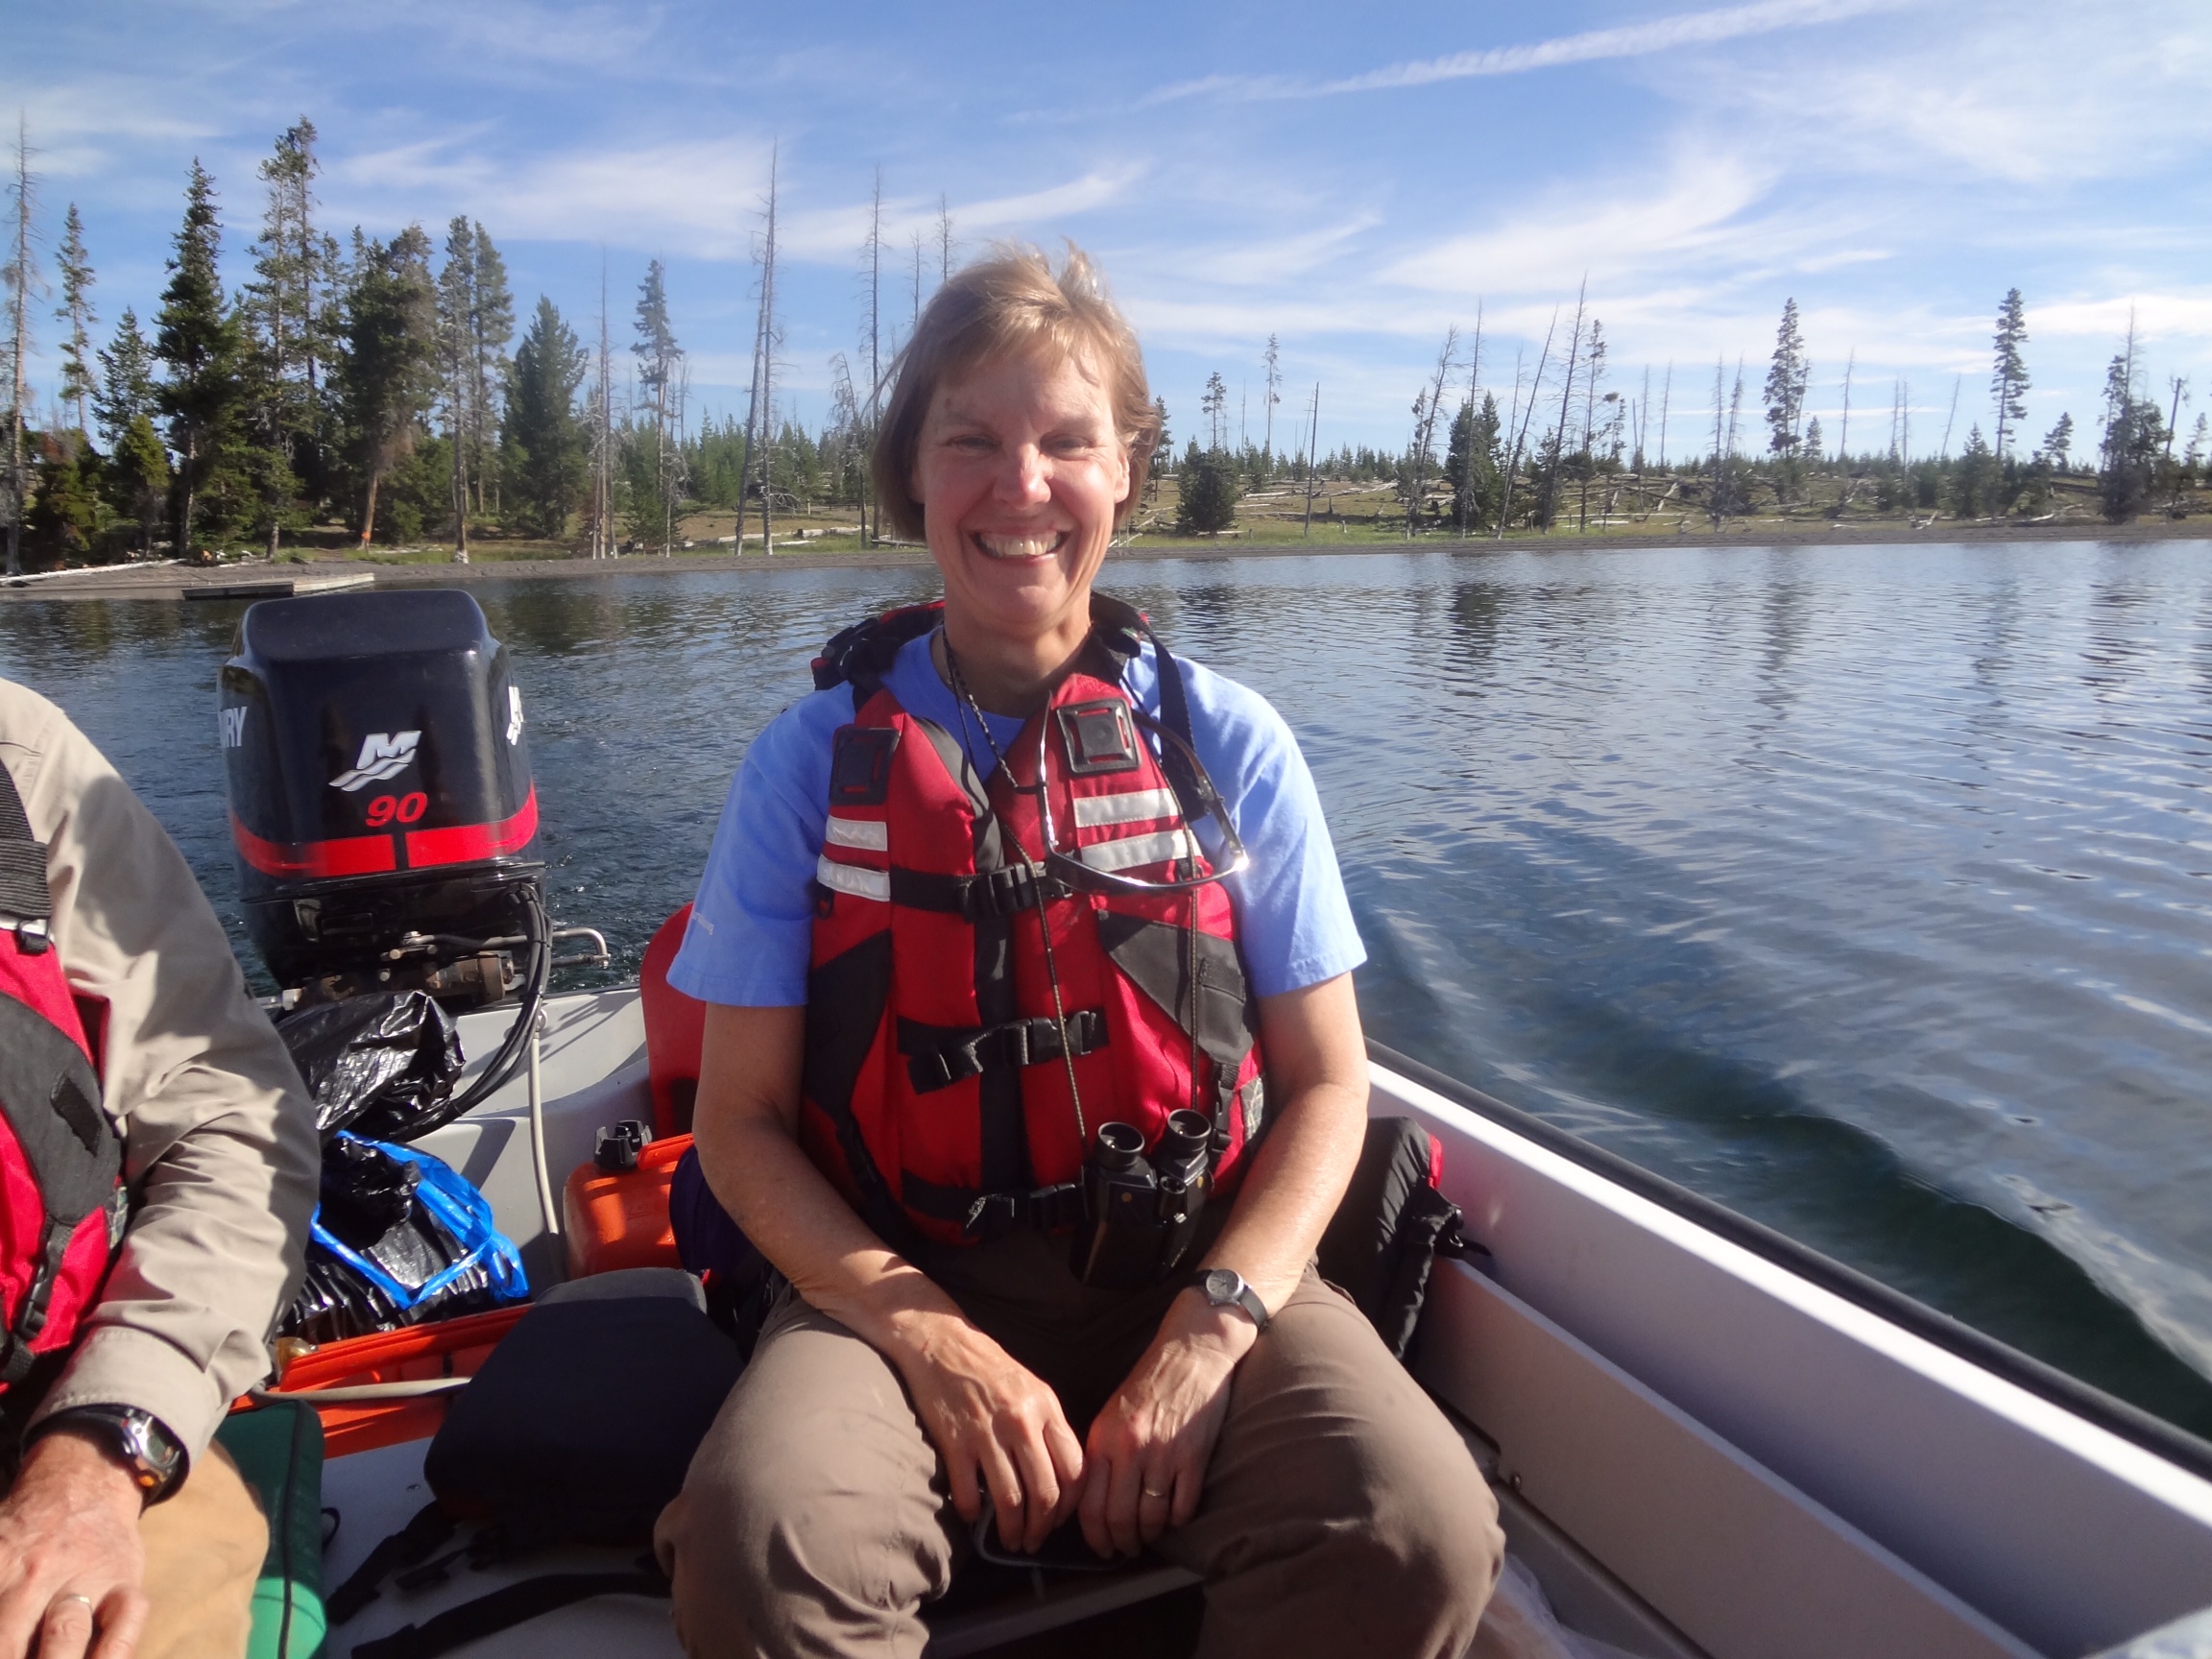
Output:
(1071, 788), (1179, 830)
(826, 814), (890, 851)
(816, 854), (890, 902)
(1075, 828), (1199, 872)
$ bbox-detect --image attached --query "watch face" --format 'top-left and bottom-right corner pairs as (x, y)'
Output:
(1203, 1268), (1238, 1301)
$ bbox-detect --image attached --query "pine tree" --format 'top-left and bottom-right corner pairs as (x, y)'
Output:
(54, 204), (95, 439)
(1201, 373), (1227, 449)
(1952, 424), (1999, 517)
(1147, 397), (1170, 506)
(469, 225), (513, 515)
(1990, 288), (2029, 462)
(106, 412), (169, 556)
(2097, 327), (2164, 523)
(633, 258), (683, 555)
(154, 161), (246, 558)
(246, 121), (336, 550)
(1447, 392), (1503, 532)
(2035, 413), (2074, 470)
(1175, 445), (1238, 535)
(505, 296), (587, 540)
(1764, 299), (1809, 478)
(436, 217), (477, 559)
(28, 438), (97, 564)
(93, 307), (158, 451)
(338, 226), (438, 543)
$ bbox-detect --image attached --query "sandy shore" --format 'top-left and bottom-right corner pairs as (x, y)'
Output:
(3, 516), (2203, 603)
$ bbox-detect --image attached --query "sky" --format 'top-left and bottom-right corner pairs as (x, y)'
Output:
(6, 0), (2210, 463)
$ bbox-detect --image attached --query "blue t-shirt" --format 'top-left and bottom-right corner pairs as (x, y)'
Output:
(668, 630), (1364, 1006)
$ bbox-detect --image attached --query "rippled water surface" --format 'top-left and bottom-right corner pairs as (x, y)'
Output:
(6, 540), (2210, 1434)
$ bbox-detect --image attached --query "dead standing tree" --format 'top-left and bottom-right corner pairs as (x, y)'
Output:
(859, 169), (885, 545)
(1456, 301), (1484, 536)
(1541, 279), (1587, 531)
(3, 117), (39, 578)
(1405, 325), (1457, 539)
(742, 146), (781, 556)
(1496, 308), (1557, 541)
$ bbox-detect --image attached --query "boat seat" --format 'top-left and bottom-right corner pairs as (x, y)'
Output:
(640, 903), (707, 1138)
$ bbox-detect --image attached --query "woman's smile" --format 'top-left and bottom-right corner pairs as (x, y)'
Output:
(973, 530), (1070, 561)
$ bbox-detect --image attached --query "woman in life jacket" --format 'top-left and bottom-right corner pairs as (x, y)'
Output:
(657, 246), (1499, 1658)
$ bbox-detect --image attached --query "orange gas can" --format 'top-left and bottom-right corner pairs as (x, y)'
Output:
(562, 1126), (692, 1280)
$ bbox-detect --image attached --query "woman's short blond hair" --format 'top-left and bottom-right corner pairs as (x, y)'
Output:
(871, 243), (1160, 541)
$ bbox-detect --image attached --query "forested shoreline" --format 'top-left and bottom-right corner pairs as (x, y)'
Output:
(2, 119), (2205, 575)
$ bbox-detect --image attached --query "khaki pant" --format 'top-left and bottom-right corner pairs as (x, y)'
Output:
(656, 1229), (1502, 1659)
(139, 1444), (267, 1659)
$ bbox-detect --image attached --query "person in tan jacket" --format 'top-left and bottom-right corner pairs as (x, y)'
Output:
(0, 676), (320, 1659)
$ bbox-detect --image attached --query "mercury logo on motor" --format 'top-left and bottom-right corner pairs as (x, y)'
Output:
(330, 732), (421, 793)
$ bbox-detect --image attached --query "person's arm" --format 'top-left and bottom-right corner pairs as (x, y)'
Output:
(11, 690), (321, 1458)
(692, 1002), (1085, 1552)
(1076, 971), (1368, 1558)
(0, 685), (319, 1659)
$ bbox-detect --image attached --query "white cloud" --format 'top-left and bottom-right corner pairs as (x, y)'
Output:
(2033, 294), (2212, 343)
(1381, 152), (1774, 298)
(1146, 0), (1907, 106)
(1700, 0), (2212, 185)
(328, 134), (775, 258)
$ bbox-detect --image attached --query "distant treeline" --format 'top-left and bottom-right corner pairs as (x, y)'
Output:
(1164, 296), (2208, 537)
(0, 119), (872, 569)
(2, 119), (2204, 570)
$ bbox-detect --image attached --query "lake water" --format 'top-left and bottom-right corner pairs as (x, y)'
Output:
(7, 539), (2211, 1437)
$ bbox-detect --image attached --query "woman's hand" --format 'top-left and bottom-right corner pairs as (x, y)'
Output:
(891, 1310), (1085, 1554)
(1078, 1294), (1253, 1559)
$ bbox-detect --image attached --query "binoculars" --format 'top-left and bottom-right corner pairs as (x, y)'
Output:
(1070, 1109), (1215, 1290)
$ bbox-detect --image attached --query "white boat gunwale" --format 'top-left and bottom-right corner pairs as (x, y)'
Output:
(1369, 1039), (2212, 1490)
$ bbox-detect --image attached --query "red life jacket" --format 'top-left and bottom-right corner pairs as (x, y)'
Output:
(0, 762), (123, 1397)
(802, 596), (1265, 1250)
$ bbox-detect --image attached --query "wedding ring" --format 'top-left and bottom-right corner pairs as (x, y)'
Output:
(1142, 1486), (1168, 1501)
(55, 1594), (95, 1612)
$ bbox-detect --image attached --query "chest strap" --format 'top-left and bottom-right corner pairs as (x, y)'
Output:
(897, 1011), (1107, 1095)
(887, 865), (1071, 921)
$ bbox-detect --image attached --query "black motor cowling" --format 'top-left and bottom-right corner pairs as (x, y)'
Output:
(221, 589), (542, 1004)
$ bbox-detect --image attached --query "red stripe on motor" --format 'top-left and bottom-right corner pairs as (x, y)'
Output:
(403, 786), (540, 869)
(230, 814), (397, 878)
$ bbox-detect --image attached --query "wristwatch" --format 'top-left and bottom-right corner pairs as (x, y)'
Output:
(28, 1406), (186, 1503)
(1189, 1266), (1269, 1333)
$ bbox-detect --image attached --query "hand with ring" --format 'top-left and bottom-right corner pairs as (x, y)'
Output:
(1080, 1294), (1251, 1558)
(0, 1431), (152, 1659)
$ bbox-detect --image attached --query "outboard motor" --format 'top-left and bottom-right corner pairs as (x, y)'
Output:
(220, 588), (546, 1020)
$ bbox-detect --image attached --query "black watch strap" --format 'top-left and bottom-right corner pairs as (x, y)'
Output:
(1190, 1266), (1269, 1333)
(29, 1406), (186, 1503)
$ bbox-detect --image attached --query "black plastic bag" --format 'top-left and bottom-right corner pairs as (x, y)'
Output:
(276, 992), (465, 1142)
(280, 1135), (528, 1346)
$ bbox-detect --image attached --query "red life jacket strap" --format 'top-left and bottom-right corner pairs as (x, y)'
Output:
(896, 1010), (1108, 1096)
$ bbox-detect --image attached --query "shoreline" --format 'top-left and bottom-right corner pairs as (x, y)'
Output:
(3, 516), (2204, 602)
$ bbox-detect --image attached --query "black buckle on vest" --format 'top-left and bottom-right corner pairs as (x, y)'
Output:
(891, 865), (1072, 921)
(830, 727), (899, 806)
(967, 865), (1069, 921)
(899, 1011), (1107, 1095)
(1, 915), (50, 954)
(1056, 701), (1141, 776)
(961, 1182), (1085, 1241)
